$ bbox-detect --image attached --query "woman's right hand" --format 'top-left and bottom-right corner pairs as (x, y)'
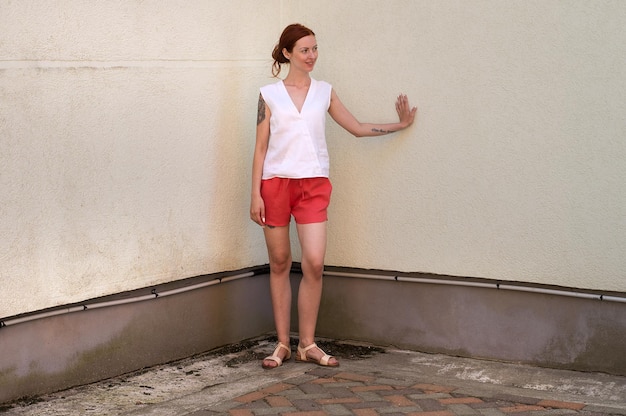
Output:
(396, 94), (418, 129)
(250, 194), (266, 227)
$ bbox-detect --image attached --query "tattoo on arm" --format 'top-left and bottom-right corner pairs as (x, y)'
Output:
(257, 94), (266, 125)
(371, 128), (395, 134)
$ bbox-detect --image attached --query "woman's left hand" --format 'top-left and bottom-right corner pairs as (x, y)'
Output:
(396, 94), (418, 129)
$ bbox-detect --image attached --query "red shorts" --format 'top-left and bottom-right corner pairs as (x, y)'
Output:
(261, 177), (332, 226)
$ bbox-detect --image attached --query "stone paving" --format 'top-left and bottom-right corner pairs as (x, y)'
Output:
(2, 337), (625, 416)
(194, 367), (612, 416)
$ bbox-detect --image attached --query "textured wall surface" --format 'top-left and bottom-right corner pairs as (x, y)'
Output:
(1, 1), (625, 318)
(0, 1), (279, 317)
(289, 1), (626, 291)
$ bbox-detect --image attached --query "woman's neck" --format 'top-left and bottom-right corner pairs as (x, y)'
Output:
(283, 71), (311, 88)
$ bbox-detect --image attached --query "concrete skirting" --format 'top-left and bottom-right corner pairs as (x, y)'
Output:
(315, 270), (626, 375)
(0, 272), (274, 404)
(1, 266), (625, 404)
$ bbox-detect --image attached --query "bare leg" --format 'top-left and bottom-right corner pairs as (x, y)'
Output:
(296, 222), (338, 365)
(263, 225), (292, 368)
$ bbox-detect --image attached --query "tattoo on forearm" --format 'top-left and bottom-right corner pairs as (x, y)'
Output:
(371, 128), (395, 134)
(257, 94), (266, 125)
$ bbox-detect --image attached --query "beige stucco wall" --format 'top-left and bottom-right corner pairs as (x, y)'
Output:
(294, 1), (626, 291)
(1, 1), (625, 318)
(0, 0), (278, 317)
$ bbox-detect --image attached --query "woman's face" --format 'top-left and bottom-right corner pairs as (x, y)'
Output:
(284, 35), (318, 73)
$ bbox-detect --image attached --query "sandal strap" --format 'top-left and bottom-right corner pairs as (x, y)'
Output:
(264, 355), (283, 365)
(276, 342), (291, 354)
(274, 342), (291, 360)
(264, 342), (291, 366)
(300, 343), (319, 353)
(319, 353), (332, 366)
(297, 342), (317, 360)
(298, 342), (335, 365)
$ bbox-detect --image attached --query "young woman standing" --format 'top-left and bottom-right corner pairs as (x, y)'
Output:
(250, 23), (417, 369)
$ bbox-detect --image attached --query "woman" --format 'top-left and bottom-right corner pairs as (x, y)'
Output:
(250, 23), (417, 369)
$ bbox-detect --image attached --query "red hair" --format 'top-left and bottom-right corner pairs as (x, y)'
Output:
(271, 23), (315, 77)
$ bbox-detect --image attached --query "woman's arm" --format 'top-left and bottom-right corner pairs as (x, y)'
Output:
(250, 93), (271, 227)
(328, 89), (417, 137)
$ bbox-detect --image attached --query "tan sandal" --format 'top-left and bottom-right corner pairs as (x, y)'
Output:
(262, 342), (291, 369)
(295, 343), (339, 367)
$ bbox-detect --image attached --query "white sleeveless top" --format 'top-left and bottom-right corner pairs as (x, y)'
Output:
(260, 78), (332, 179)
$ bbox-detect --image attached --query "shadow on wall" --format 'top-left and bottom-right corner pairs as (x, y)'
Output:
(207, 64), (265, 270)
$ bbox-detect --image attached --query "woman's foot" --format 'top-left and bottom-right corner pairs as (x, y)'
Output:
(262, 342), (291, 369)
(295, 343), (339, 367)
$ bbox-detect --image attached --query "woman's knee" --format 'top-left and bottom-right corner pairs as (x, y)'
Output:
(301, 257), (324, 279)
(269, 252), (292, 274)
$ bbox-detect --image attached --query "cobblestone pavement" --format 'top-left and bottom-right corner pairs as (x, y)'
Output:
(2, 337), (625, 415)
(202, 367), (611, 416)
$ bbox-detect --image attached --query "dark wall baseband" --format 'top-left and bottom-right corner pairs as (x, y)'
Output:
(0, 270), (275, 404)
(1, 265), (625, 404)
(316, 268), (626, 376)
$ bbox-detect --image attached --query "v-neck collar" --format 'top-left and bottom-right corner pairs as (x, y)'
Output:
(280, 79), (314, 114)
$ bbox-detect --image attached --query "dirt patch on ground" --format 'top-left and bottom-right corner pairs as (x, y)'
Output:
(0, 336), (385, 412)
(219, 336), (385, 367)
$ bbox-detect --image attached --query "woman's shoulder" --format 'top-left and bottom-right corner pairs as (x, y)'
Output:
(311, 78), (332, 94)
(260, 79), (283, 92)
(311, 78), (331, 87)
